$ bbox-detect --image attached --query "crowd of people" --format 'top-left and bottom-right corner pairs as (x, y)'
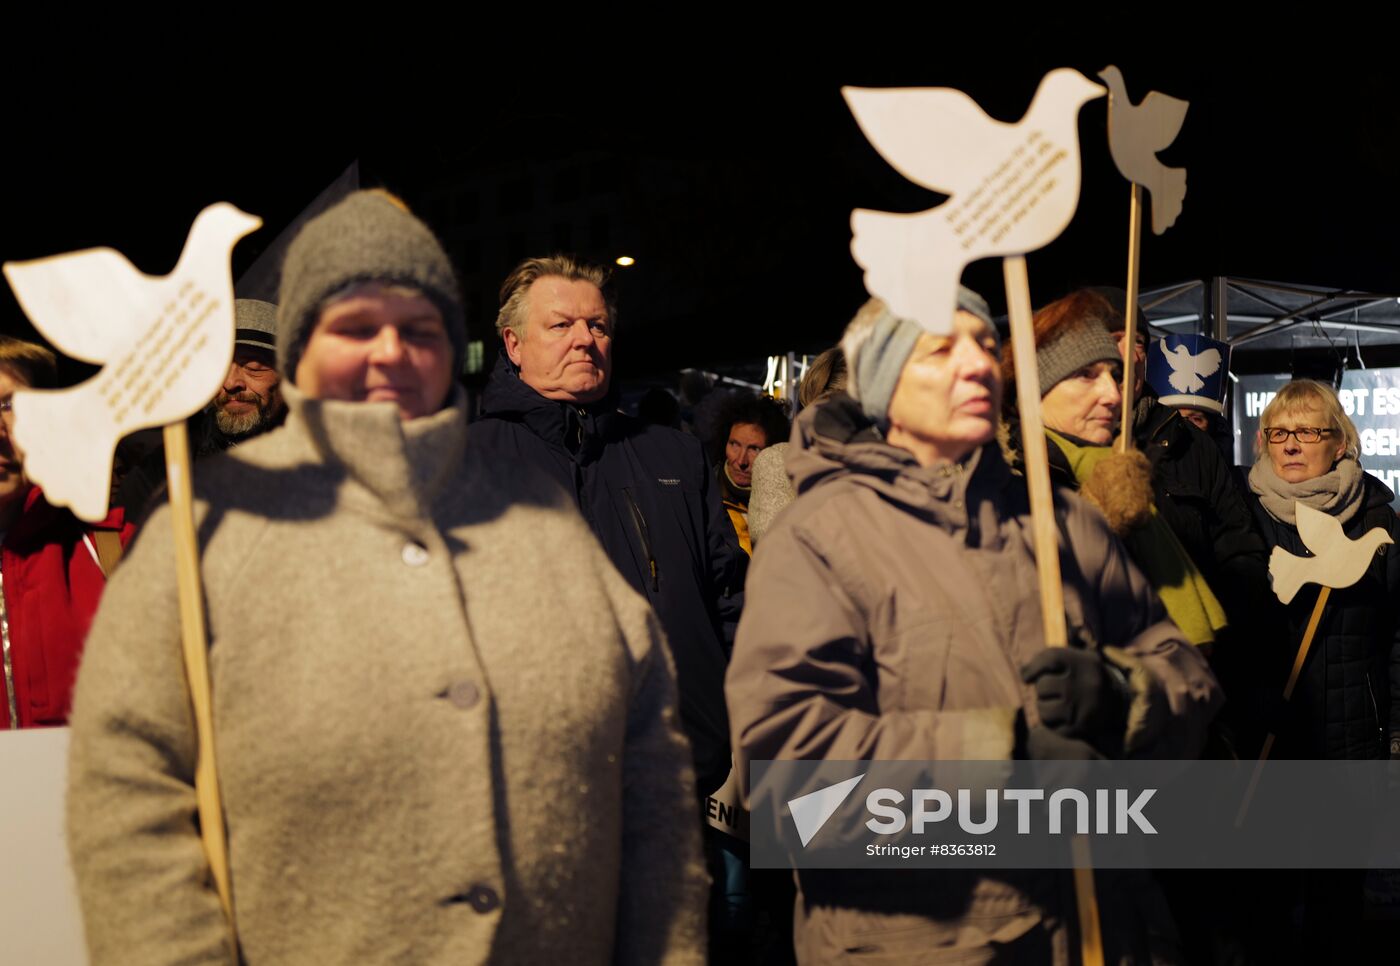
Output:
(2, 189), (1397, 964)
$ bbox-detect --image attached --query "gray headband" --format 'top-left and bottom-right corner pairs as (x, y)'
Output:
(852, 286), (999, 425)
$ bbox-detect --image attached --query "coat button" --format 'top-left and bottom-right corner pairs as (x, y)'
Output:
(447, 680), (480, 710)
(467, 885), (500, 914)
(402, 542), (430, 566)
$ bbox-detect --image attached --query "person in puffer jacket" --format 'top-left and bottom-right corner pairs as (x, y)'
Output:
(726, 290), (1222, 965)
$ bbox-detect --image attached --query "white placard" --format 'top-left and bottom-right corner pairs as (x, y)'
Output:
(843, 69), (1105, 333)
(1269, 501), (1394, 604)
(3, 203), (262, 521)
(1099, 65), (1190, 235)
(704, 761), (750, 842)
(0, 727), (87, 965)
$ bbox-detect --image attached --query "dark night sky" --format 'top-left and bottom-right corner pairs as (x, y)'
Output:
(3, 48), (1396, 381)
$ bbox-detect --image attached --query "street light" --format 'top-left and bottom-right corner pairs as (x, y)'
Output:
(615, 255), (636, 267)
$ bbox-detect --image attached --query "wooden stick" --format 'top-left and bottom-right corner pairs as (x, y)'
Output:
(1005, 256), (1068, 649)
(1235, 585), (1331, 828)
(1118, 183), (1144, 453)
(1071, 840), (1103, 963)
(1005, 255), (1103, 966)
(1283, 586), (1331, 702)
(163, 423), (238, 953)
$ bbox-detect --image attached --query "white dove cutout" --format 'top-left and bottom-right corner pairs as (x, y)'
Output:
(1099, 66), (1189, 235)
(1268, 501), (1393, 605)
(1161, 340), (1222, 394)
(843, 69), (1105, 332)
(4, 203), (262, 521)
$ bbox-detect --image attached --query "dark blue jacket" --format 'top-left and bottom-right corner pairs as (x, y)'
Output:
(1135, 401), (1269, 626)
(469, 355), (744, 794)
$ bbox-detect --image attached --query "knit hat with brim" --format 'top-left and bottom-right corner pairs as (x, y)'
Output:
(846, 286), (997, 426)
(1036, 318), (1121, 396)
(234, 299), (278, 352)
(277, 190), (464, 382)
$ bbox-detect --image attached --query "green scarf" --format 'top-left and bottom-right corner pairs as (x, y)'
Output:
(1047, 430), (1228, 647)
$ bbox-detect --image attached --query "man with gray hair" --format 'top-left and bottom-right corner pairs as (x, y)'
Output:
(472, 255), (748, 954)
(472, 254), (744, 800)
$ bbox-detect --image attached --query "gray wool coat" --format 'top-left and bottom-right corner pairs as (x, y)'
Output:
(726, 398), (1222, 965)
(745, 441), (793, 549)
(66, 385), (707, 965)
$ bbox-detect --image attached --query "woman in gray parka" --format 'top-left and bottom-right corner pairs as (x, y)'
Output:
(724, 291), (1222, 964)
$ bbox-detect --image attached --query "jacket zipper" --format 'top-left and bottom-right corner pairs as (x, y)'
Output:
(0, 567), (16, 729)
(1365, 671), (1382, 747)
(622, 489), (659, 592)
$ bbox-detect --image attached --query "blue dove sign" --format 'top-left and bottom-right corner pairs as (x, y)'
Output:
(843, 68), (1105, 333)
(3, 203), (261, 522)
(1147, 334), (1230, 414)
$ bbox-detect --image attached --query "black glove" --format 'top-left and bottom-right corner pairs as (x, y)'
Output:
(1021, 647), (1131, 759)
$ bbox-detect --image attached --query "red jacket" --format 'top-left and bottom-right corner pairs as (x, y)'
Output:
(1, 487), (134, 728)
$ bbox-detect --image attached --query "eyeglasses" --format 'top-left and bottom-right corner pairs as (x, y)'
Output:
(1262, 426), (1334, 444)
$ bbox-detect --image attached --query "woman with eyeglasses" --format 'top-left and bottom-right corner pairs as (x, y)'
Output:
(1242, 379), (1400, 960)
(1245, 378), (1400, 761)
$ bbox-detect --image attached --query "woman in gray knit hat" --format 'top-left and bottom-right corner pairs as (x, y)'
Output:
(66, 190), (707, 965)
(725, 289), (1219, 964)
(1001, 289), (1228, 649)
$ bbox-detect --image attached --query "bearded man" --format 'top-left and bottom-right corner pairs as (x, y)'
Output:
(114, 299), (287, 519)
(211, 299), (286, 439)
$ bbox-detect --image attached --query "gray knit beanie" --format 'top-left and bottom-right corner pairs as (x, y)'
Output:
(844, 286), (999, 426)
(234, 299), (278, 352)
(276, 190), (464, 382)
(1036, 317), (1121, 396)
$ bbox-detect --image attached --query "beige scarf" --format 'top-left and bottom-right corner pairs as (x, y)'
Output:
(1248, 455), (1366, 527)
